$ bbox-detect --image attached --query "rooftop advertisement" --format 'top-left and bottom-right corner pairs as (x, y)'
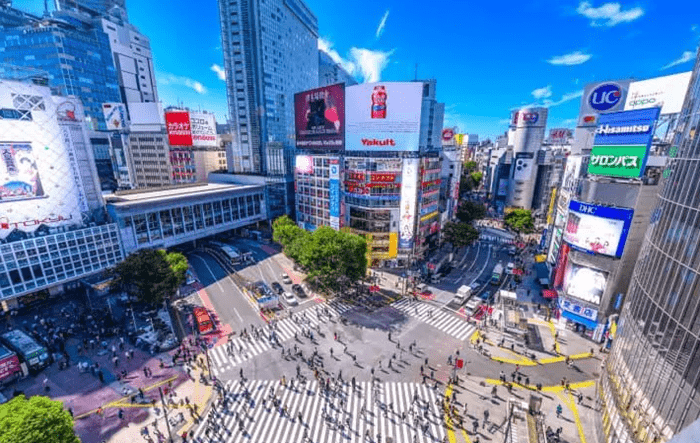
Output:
(624, 72), (692, 115)
(346, 82), (423, 152)
(577, 80), (632, 128)
(165, 111), (192, 146)
(588, 107), (660, 178)
(294, 83), (345, 150)
(563, 200), (634, 258)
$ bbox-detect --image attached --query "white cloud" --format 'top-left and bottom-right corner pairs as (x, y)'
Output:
(376, 9), (390, 39)
(319, 38), (394, 83)
(548, 51), (592, 66)
(350, 48), (393, 83)
(661, 51), (695, 70)
(157, 72), (207, 94)
(514, 90), (583, 110)
(576, 2), (644, 27)
(561, 118), (578, 126)
(532, 85), (553, 99)
(210, 64), (226, 81)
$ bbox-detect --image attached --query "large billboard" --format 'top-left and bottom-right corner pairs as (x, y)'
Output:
(513, 152), (535, 181)
(102, 103), (128, 131)
(549, 128), (572, 144)
(577, 80), (632, 128)
(0, 83), (84, 240)
(399, 158), (419, 249)
(588, 108), (660, 178)
(563, 263), (608, 305)
(294, 84), (345, 149)
(190, 112), (217, 147)
(165, 111), (192, 146)
(624, 72), (692, 115)
(563, 200), (634, 258)
(346, 82), (422, 152)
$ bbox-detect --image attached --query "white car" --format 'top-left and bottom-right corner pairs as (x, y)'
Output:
(284, 292), (298, 306)
(281, 273), (292, 284)
(465, 298), (480, 315)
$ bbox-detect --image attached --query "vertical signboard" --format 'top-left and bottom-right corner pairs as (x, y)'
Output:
(165, 111), (193, 146)
(399, 158), (419, 249)
(329, 159), (340, 230)
(345, 82), (423, 152)
(294, 83), (345, 149)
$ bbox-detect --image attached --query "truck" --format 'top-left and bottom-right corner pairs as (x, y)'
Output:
(455, 285), (473, 303)
(491, 263), (504, 285)
(1, 330), (49, 374)
(0, 344), (21, 385)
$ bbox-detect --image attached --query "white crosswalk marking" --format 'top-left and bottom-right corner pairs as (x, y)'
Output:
(209, 301), (354, 376)
(192, 379), (446, 443)
(391, 298), (476, 341)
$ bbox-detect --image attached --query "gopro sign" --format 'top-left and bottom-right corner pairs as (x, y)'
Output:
(589, 84), (623, 111)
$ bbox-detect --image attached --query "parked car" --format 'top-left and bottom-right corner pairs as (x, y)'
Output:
(283, 292), (298, 306)
(281, 273), (292, 284)
(271, 282), (284, 295)
(291, 284), (307, 298)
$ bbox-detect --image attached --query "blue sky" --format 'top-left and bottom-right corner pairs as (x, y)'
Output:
(23, 0), (700, 140)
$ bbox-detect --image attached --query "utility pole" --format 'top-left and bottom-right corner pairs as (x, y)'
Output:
(158, 386), (174, 443)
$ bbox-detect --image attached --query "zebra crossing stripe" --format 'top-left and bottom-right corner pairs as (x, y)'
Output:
(391, 299), (476, 342)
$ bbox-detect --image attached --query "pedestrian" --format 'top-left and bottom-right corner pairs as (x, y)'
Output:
(578, 392), (584, 405)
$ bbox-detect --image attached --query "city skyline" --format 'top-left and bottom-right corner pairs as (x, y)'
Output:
(21, 0), (700, 139)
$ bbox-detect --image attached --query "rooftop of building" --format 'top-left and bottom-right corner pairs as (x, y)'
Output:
(104, 182), (262, 207)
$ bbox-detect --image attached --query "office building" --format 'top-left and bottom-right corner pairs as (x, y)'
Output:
(55, 0), (127, 17)
(319, 50), (357, 87)
(217, 0), (319, 175)
(599, 50), (700, 443)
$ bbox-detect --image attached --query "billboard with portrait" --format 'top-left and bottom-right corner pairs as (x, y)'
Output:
(346, 82), (423, 152)
(294, 84), (345, 149)
(399, 158), (419, 249)
(563, 200), (634, 258)
(624, 72), (692, 115)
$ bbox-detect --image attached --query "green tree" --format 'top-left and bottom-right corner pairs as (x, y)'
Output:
(469, 171), (483, 188)
(0, 395), (80, 443)
(456, 201), (487, 223)
(272, 215), (305, 248)
(443, 222), (479, 249)
(463, 160), (478, 173)
(296, 227), (367, 294)
(109, 249), (184, 305)
(504, 209), (535, 234)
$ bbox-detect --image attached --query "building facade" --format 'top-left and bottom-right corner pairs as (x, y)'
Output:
(319, 50), (356, 87)
(506, 107), (548, 209)
(599, 51), (700, 443)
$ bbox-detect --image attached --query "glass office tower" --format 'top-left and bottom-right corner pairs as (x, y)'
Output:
(600, 48), (700, 443)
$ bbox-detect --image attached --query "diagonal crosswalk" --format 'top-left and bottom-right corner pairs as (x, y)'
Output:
(192, 379), (446, 443)
(391, 298), (476, 341)
(209, 301), (353, 376)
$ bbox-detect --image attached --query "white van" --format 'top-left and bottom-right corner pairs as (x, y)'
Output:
(455, 285), (473, 303)
(506, 262), (515, 275)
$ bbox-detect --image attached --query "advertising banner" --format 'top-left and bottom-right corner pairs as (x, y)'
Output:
(563, 263), (608, 305)
(553, 243), (569, 288)
(588, 108), (660, 178)
(513, 152), (535, 181)
(442, 128), (455, 145)
(329, 160), (340, 229)
(577, 80), (632, 128)
(511, 108), (545, 127)
(294, 84), (345, 149)
(102, 103), (128, 131)
(549, 128), (572, 144)
(0, 143), (45, 202)
(165, 111), (193, 146)
(190, 112), (217, 147)
(399, 158), (419, 249)
(564, 200), (634, 258)
(559, 297), (599, 322)
(346, 82), (422, 152)
(624, 72), (692, 115)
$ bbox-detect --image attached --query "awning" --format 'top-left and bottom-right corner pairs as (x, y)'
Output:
(561, 310), (598, 330)
(542, 289), (558, 299)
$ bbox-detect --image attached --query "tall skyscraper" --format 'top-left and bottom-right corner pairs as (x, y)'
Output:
(55, 0), (127, 17)
(217, 0), (319, 175)
(319, 50), (356, 87)
(600, 48), (700, 443)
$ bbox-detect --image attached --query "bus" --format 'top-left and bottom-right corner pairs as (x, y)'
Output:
(0, 330), (49, 373)
(210, 241), (241, 264)
(193, 307), (215, 335)
(491, 263), (504, 285)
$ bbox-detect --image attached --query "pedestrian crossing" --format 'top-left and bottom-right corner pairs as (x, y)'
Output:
(209, 301), (353, 376)
(192, 379), (446, 443)
(391, 298), (476, 342)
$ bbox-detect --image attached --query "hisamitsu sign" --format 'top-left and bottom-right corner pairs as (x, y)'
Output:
(588, 108), (660, 178)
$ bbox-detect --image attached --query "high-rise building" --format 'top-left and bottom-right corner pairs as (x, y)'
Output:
(217, 0), (319, 175)
(599, 49), (700, 443)
(506, 107), (548, 209)
(319, 50), (357, 87)
(55, 0), (127, 17)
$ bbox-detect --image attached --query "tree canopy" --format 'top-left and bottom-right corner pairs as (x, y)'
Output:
(456, 201), (487, 224)
(504, 209), (535, 234)
(463, 160), (478, 173)
(0, 395), (80, 443)
(443, 222), (479, 249)
(273, 217), (367, 293)
(109, 249), (187, 305)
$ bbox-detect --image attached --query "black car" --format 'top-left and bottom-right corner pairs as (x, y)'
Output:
(291, 284), (307, 298)
(271, 282), (284, 295)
